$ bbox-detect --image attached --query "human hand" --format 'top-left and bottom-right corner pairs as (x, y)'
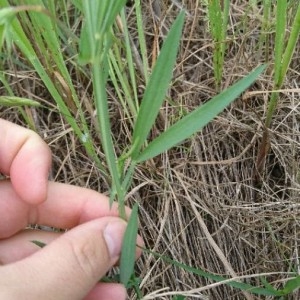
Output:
(0, 118), (142, 300)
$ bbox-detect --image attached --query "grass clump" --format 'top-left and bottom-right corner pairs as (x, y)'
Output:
(1, 0), (300, 299)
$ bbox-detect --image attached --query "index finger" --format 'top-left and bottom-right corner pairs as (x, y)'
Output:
(0, 180), (130, 238)
(0, 119), (51, 204)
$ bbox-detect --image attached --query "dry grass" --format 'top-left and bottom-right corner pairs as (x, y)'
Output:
(1, 1), (300, 299)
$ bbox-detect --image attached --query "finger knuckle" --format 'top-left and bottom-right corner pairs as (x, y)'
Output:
(68, 238), (100, 279)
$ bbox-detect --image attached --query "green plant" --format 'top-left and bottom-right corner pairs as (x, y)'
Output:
(78, 2), (265, 287)
(207, 0), (230, 90)
(257, 0), (272, 62)
(255, 0), (300, 180)
(143, 248), (300, 298)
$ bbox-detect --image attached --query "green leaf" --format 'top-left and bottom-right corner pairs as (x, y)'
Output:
(130, 11), (185, 159)
(282, 275), (300, 294)
(142, 247), (284, 296)
(0, 96), (41, 107)
(120, 203), (139, 286)
(79, 0), (127, 63)
(31, 240), (46, 248)
(0, 6), (16, 51)
(260, 276), (279, 293)
(0, 7), (16, 25)
(274, 0), (287, 84)
(135, 65), (266, 163)
(78, 22), (91, 65)
(172, 295), (186, 300)
(0, 24), (5, 50)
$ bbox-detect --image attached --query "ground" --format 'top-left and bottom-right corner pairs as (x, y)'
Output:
(1, 1), (300, 299)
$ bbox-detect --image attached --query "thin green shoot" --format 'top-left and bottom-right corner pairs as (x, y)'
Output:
(256, 1), (300, 177)
(134, 0), (150, 82)
(207, 0), (230, 89)
(258, 0), (272, 62)
(119, 9), (139, 111)
(266, 0), (300, 128)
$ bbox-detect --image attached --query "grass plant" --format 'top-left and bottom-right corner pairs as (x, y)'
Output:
(207, 0), (230, 90)
(1, 1), (300, 299)
(256, 0), (300, 179)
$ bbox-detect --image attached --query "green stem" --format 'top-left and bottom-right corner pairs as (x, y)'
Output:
(92, 58), (126, 218)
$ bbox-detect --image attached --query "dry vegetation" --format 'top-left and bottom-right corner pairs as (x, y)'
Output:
(1, 1), (300, 299)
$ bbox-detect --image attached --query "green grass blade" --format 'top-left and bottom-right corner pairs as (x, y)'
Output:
(207, 0), (229, 88)
(0, 96), (40, 107)
(130, 11), (185, 159)
(92, 58), (125, 215)
(134, 0), (149, 82)
(282, 275), (300, 294)
(141, 247), (285, 296)
(265, 1), (300, 128)
(136, 65), (266, 163)
(279, 2), (300, 85)
(273, 0), (287, 84)
(31, 240), (46, 248)
(258, 0), (271, 61)
(0, 6), (16, 51)
(120, 203), (139, 286)
(108, 43), (137, 123)
(119, 9), (139, 111)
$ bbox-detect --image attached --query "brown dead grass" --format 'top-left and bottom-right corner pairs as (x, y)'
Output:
(1, 1), (300, 299)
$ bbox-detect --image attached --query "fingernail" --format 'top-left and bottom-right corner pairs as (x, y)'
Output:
(103, 221), (126, 258)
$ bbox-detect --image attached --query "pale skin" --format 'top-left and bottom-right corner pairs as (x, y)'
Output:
(0, 118), (143, 300)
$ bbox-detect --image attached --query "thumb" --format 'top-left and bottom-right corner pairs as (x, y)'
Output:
(0, 217), (127, 300)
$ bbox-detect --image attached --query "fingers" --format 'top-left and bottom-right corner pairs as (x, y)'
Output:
(0, 119), (51, 204)
(0, 180), (130, 238)
(0, 227), (143, 265)
(0, 218), (128, 300)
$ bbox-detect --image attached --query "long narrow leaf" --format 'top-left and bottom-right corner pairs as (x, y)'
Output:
(130, 11), (185, 159)
(120, 203), (139, 286)
(273, 0), (287, 84)
(141, 247), (285, 296)
(135, 65), (266, 163)
(279, 2), (300, 85)
(0, 96), (40, 107)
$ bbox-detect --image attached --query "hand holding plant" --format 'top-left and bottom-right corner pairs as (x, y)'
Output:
(0, 118), (142, 300)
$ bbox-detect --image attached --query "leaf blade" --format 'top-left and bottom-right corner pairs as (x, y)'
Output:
(120, 203), (139, 286)
(0, 96), (40, 107)
(130, 11), (185, 159)
(136, 65), (266, 163)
